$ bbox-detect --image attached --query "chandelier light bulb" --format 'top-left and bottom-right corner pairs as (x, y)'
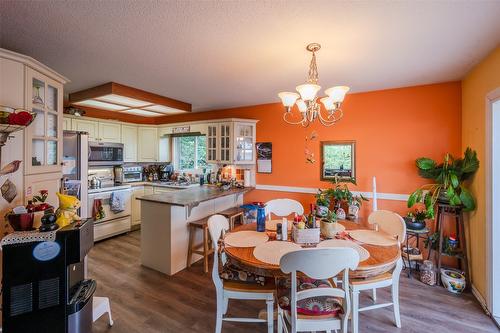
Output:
(296, 99), (307, 113)
(320, 96), (336, 111)
(325, 86), (350, 103)
(296, 83), (321, 101)
(278, 92), (300, 108)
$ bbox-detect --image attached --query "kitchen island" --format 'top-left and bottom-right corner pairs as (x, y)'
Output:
(137, 186), (252, 275)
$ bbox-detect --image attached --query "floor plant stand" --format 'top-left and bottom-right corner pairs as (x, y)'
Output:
(403, 227), (431, 278)
(433, 203), (470, 289)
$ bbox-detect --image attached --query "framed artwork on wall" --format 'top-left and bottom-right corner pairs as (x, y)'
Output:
(320, 141), (356, 181)
(256, 142), (272, 173)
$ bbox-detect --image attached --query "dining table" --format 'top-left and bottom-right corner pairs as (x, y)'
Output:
(223, 219), (401, 279)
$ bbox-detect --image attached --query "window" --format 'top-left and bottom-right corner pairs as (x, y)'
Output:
(174, 135), (207, 170)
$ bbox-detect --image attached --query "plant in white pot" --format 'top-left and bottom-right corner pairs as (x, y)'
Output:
(320, 210), (345, 238)
(315, 189), (330, 218)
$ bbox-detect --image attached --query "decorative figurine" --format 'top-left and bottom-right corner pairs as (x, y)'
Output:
(55, 192), (81, 228)
(39, 211), (58, 232)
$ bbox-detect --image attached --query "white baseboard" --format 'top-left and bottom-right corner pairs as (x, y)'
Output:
(255, 184), (409, 202)
(471, 284), (491, 316)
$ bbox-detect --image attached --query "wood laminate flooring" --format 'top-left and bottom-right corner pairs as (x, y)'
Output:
(88, 231), (499, 333)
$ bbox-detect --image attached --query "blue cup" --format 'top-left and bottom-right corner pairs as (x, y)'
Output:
(256, 206), (266, 232)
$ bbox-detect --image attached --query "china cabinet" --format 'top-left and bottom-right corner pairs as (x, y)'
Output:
(24, 67), (64, 175)
(233, 122), (256, 164)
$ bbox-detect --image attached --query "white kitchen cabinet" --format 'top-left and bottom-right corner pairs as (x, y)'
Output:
(206, 122), (232, 164)
(233, 122), (256, 164)
(144, 185), (154, 195)
(63, 117), (72, 131)
(24, 172), (62, 208)
(98, 121), (121, 143)
(158, 136), (171, 162)
(138, 127), (158, 162)
(153, 186), (179, 194)
(131, 186), (143, 227)
(121, 124), (138, 162)
(72, 118), (98, 141)
(206, 124), (218, 163)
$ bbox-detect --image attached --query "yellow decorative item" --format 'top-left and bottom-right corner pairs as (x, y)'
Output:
(55, 192), (81, 228)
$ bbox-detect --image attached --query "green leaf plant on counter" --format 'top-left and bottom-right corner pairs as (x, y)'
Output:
(407, 147), (479, 218)
(324, 174), (368, 209)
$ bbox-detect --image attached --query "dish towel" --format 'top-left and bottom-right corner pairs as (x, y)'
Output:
(92, 199), (105, 220)
(110, 191), (125, 213)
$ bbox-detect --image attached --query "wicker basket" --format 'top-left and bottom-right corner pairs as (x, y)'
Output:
(292, 226), (320, 244)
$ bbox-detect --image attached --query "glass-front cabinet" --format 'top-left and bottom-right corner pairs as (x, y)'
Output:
(234, 122), (256, 164)
(219, 123), (232, 163)
(25, 68), (63, 175)
(206, 124), (218, 163)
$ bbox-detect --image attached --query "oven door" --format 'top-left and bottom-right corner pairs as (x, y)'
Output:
(88, 142), (124, 166)
(88, 188), (132, 224)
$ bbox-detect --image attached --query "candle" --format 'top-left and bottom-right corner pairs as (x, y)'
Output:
(372, 176), (378, 211)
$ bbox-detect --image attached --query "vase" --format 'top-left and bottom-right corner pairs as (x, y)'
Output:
(320, 220), (345, 238)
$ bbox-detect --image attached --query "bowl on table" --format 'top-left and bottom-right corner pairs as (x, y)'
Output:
(6, 212), (35, 231)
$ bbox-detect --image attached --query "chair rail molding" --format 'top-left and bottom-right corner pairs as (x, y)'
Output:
(255, 184), (409, 202)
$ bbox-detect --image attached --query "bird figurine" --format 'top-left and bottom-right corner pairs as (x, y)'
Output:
(0, 160), (21, 176)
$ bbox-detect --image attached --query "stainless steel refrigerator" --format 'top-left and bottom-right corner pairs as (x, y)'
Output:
(62, 131), (89, 219)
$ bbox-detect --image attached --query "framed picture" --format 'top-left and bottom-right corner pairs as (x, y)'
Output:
(256, 142), (272, 173)
(320, 141), (356, 181)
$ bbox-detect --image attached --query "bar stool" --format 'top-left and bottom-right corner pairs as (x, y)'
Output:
(219, 207), (244, 230)
(186, 218), (214, 273)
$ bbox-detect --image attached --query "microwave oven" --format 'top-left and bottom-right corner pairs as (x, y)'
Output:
(88, 142), (124, 166)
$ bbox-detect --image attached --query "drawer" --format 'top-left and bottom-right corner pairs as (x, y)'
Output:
(94, 217), (131, 242)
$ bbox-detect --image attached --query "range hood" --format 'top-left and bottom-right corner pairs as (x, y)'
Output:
(68, 82), (191, 117)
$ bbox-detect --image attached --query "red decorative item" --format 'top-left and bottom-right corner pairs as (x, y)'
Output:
(8, 111), (33, 126)
(6, 212), (35, 231)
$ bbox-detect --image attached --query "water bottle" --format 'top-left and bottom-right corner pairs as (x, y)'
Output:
(256, 205), (266, 232)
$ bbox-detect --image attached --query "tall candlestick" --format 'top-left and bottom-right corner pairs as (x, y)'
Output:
(372, 176), (378, 211)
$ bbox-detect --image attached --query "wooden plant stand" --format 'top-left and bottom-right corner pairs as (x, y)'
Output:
(433, 203), (470, 289)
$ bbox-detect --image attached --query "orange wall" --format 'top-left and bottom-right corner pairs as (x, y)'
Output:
(161, 82), (462, 212)
(461, 46), (500, 300)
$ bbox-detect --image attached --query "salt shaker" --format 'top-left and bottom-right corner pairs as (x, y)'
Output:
(276, 223), (282, 241)
(282, 217), (288, 241)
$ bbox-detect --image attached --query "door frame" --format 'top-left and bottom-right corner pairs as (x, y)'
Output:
(485, 87), (500, 321)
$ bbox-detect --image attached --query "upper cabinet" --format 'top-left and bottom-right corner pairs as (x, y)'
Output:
(138, 127), (158, 162)
(121, 124), (138, 162)
(98, 121), (121, 143)
(25, 67), (64, 175)
(71, 118), (121, 143)
(206, 121), (256, 165)
(71, 118), (98, 140)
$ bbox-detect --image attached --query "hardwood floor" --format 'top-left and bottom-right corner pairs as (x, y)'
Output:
(88, 231), (499, 333)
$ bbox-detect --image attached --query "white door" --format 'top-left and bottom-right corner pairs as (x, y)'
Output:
(122, 124), (138, 162)
(72, 118), (98, 141)
(98, 121), (121, 143)
(138, 127), (158, 162)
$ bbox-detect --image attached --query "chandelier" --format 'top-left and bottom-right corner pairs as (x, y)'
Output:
(278, 43), (350, 127)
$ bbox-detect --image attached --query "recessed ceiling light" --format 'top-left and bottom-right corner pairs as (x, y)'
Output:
(96, 94), (150, 108)
(122, 109), (162, 117)
(143, 104), (185, 114)
(73, 100), (128, 111)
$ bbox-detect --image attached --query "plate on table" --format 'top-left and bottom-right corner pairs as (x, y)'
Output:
(224, 231), (269, 248)
(348, 229), (398, 246)
(253, 241), (302, 265)
(317, 239), (370, 262)
(266, 219), (293, 231)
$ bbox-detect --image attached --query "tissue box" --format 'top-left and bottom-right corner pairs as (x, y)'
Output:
(292, 226), (320, 244)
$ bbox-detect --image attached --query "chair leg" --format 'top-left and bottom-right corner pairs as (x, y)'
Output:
(203, 226), (209, 273)
(351, 289), (360, 333)
(371, 288), (377, 303)
(222, 296), (229, 315)
(108, 309), (114, 327)
(277, 307), (283, 333)
(215, 296), (223, 333)
(392, 281), (402, 328)
(266, 299), (274, 333)
(186, 226), (194, 268)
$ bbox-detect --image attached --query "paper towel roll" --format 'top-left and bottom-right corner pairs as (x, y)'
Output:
(244, 170), (251, 187)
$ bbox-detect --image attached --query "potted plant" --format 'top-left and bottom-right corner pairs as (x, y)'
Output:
(315, 189), (330, 217)
(320, 210), (344, 238)
(33, 189), (51, 211)
(404, 208), (428, 230)
(407, 148), (479, 218)
(325, 175), (368, 212)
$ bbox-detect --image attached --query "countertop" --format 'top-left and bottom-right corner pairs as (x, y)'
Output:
(124, 181), (200, 189)
(136, 186), (253, 207)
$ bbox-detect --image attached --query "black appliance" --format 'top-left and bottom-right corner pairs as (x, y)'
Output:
(88, 141), (123, 166)
(159, 164), (174, 181)
(2, 219), (95, 333)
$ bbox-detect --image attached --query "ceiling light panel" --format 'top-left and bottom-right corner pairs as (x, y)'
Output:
(73, 99), (128, 111)
(96, 94), (150, 107)
(142, 104), (186, 114)
(122, 109), (162, 117)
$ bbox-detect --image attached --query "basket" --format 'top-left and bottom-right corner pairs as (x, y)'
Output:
(292, 226), (320, 244)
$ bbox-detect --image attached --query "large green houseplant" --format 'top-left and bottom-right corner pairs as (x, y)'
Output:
(407, 147), (479, 218)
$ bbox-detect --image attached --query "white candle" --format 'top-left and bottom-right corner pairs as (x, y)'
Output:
(372, 176), (378, 211)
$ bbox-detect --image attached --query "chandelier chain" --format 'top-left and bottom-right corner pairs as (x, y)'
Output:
(307, 51), (319, 84)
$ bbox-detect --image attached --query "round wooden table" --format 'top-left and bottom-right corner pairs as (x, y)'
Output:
(224, 220), (401, 279)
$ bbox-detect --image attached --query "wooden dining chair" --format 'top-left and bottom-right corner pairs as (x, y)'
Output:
(265, 199), (304, 220)
(349, 210), (405, 333)
(207, 214), (275, 333)
(278, 248), (360, 333)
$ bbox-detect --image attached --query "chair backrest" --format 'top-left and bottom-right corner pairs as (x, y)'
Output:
(265, 198), (304, 220)
(368, 210), (406, 243)
(280, 248), (359, 331)
(207, 215), (230, 293)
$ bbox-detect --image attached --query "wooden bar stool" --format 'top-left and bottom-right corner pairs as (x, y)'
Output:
(187, 218), (214, 273)
(219, 207), (244, 230)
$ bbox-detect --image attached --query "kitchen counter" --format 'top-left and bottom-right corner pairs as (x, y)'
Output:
(124, 181), (200, 189)
(136, 185), (252, 208)
(138, 185), (253, 275)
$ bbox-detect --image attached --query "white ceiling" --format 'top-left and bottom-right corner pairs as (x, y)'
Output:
(1, 1), (499, 112)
